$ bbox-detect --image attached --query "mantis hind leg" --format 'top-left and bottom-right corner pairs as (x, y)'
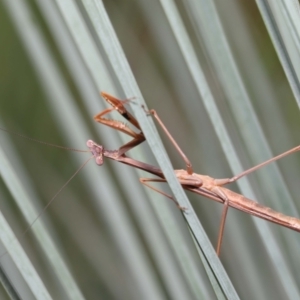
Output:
(211, 187), (229, 257)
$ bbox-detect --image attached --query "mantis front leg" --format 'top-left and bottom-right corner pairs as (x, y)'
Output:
(94, 92), (145, 156)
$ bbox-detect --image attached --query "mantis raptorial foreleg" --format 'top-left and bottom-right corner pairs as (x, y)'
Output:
(94, 92), (145, 156)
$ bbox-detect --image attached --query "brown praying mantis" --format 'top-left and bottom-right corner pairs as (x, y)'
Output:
(91, 92), (300, 256)
(2, 92), (299, 257)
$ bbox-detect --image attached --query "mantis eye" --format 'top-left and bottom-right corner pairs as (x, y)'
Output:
(86, 140), (104, 165)
(96, 155), (104, 166)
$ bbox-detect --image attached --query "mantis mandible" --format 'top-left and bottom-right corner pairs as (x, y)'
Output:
(94, 92), (300, 256)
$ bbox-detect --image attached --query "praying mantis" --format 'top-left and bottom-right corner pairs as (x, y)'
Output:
(92, 92), (300, 256)
(1, 91), (299, 258)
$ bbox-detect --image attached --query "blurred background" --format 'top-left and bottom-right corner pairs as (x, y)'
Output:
(0, 0), (300, 299)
